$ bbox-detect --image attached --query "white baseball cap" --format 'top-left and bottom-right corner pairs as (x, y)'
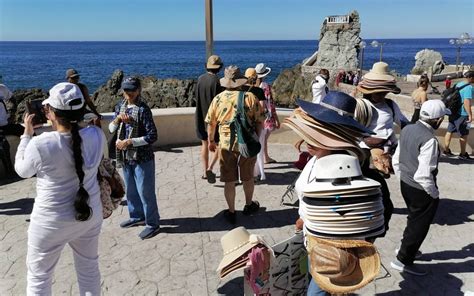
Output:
(420, 100), (451, 120)
(0, 84), (13, 100)
(42, 82), (84, 111)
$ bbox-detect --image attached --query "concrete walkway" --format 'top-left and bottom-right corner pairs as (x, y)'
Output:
(0, 144), (473, 295)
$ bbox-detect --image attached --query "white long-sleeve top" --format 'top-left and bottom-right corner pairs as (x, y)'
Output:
(311, 76), (328, 104)
(392, 120), (440, 198)
(15, 126), (106, 221)
(108, 103), (149, 147)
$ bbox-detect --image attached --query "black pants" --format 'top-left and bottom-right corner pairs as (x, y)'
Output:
(397, 181), (439, 265)
(411, 108), (421, 123)
(361, 160), (393, 237)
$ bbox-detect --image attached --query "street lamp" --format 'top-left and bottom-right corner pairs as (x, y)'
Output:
(358, 41), (366, 80)
(371, 40), (385, 62)
(205, 0), (214, 60)
(449, 32), (473, 71)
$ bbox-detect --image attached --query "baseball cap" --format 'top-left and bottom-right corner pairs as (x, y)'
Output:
(121, 77), (141, 91)
(420, 100), (451, 120)
(65, 69), (80, 79)
(42, 82), (85, 111)
(464, 70), (474, 78)
(206, 55), (223, 70)
(0, 84), (13, 100)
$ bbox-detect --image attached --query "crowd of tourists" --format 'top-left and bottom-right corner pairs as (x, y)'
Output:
(0, 56), (472, 294)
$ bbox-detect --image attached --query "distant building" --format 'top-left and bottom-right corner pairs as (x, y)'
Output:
(325, 15), (350, 24)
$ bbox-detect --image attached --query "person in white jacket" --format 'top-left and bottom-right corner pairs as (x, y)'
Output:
(311, 69), (330, 104)
(15, 82), (105, 295)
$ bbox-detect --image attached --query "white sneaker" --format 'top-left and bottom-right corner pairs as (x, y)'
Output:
(390, 259), (427, 276)
(395, 248), (423, 260)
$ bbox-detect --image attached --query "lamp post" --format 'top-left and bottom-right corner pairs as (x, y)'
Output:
(371, 40), (384, 62)
(449, 32), (473, 72)
(358, 41), (366, 80)
(205, 0), (214, 60)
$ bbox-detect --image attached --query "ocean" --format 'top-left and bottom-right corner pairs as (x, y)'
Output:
(0, 39), (473, 92)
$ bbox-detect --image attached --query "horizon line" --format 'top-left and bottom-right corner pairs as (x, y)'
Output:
(0, 37), (461, 42)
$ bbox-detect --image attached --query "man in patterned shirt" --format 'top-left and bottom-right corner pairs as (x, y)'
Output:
(205, 65), (263, 224)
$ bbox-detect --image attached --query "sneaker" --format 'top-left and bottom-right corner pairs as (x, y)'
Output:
(243, 201), (260, 216)
(139, 226), (161, 240)
(390, 259), (427, 276)
(120, 219), (145, 228)
(458, 152), (472, 160)
(395, 248), (423, 260)
(223, 210), (236, 224)
(206, 170), (216, 184)
(442, 149), (455, 157)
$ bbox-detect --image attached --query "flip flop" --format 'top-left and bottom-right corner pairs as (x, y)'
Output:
(265, 158), (277, 164)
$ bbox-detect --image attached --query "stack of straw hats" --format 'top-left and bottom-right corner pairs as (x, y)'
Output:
(216, 227), (269, 278)
(284, 92), (375, 160)
(356, 62), (401, 94)
(299, 154), (385, 239)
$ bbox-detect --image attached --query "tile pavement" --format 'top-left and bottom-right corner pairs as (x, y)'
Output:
(0, 144), (473, 295)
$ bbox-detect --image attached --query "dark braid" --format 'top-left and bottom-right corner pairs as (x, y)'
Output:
(54, 108), (91, 221)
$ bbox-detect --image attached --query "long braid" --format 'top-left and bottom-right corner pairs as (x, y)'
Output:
(70, 121), (92, 221)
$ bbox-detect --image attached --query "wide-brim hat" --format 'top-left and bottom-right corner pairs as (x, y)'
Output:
(297, 92), (374, 135)
(307, 237), (380, 294)
(216, 227), (266, 275)
(220, 65), (248, 89)
(363, 62), (395, 81)
(255, 63), (271, 78)
(356, 84), (401, 95)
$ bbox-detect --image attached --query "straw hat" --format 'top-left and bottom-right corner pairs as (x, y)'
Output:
(216, 227), (265, 274)
(357, 62), (401, 94)
(363, 62), (395, 81)
(206, 55), (223, 69)
(220, 65), (248, 89)
(244, 68), (257, 80)
(296, 92), (374, 134)
(308, 237), (380, 294)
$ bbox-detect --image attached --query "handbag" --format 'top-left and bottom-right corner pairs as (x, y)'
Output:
(97, 158), (125, 219)
(233, 91), (261, 158)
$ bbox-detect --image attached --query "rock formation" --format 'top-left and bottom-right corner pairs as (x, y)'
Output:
(411, 49), (444, 74)
(8, 89), (48, 124)
(273, 10), (361, 106)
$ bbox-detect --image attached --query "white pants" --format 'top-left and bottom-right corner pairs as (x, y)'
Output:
(254, 129), (267, 180)
(27, 214), (102, 296)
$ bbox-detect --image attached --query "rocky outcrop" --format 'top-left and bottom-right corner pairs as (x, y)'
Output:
(272, 65), (312, 107)
(411, 49), (444, 74)
(8, 89), (48, 124)
(92, 70), (197, 113)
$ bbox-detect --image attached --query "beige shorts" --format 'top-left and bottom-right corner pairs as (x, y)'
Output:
(219, 149), (257, 182)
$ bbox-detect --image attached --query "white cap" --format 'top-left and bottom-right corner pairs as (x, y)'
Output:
(0, 84), (13, 100)
(42, 82), (84, 111)
(420, 100), (451, 120)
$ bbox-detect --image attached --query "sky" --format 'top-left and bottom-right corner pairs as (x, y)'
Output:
(0, 0), (473, 41)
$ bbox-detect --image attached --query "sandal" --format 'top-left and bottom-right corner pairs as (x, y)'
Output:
(243, 201), (260, 216)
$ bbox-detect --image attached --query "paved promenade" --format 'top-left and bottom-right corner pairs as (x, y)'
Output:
(0, 144), (473, 295)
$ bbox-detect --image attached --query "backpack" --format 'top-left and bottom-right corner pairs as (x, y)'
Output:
(230, 91), (261, 158)
(442, 83), (470, 119)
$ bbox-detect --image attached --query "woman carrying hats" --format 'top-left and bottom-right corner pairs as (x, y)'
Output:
(411, 76), (430, 123)
(284, 91), (381, 295)
(255, 63), (280, 164)
(109, 77), (161, 240)
(15, 82), (106, 295)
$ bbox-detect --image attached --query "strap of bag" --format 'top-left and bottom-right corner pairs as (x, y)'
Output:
(237, 91), (251, 130)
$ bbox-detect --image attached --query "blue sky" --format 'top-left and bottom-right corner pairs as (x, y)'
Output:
(0, 0), (473, 41)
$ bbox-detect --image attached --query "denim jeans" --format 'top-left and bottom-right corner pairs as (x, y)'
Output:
(123, 159), (160, 228)
(307, 279), (329, 296)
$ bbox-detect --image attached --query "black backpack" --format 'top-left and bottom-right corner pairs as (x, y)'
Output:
(442, 83), (470, 119)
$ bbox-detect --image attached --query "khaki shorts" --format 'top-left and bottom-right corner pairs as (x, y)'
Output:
(220, 149), (257, 182)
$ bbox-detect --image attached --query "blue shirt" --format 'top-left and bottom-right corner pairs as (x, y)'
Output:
(456, 81), (473, 116)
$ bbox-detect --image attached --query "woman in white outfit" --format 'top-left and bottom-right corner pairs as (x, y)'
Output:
(15, 82), (105, 296)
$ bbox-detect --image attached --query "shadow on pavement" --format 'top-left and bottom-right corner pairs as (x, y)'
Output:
(217, 276), (244, 295)
(376, 265), (466, 296)
(0, 198), (34, 216)
(420, 243), (474, 262)
(264, 171), (300, 186)
(159, 208), (298, 234)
